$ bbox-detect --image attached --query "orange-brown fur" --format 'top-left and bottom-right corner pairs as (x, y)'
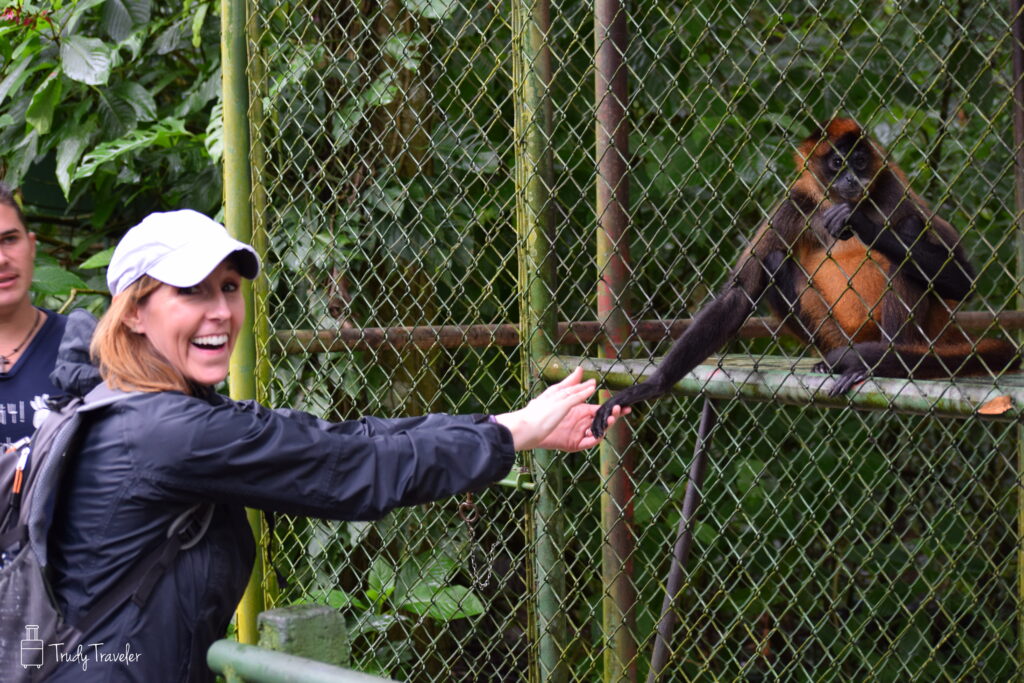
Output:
(799, 239), (891, 348)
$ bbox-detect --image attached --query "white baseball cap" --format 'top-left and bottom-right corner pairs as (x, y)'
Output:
(107, 209), (260, 295)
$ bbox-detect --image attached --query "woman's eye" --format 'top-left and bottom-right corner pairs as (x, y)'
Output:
(177, 286), (198, 295)
(223, 282), (239, 293)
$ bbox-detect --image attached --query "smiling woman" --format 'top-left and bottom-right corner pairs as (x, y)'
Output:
(91, 211), (257, 394)
(43, 209), (627, 682)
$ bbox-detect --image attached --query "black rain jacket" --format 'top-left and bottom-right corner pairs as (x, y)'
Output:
(45, 311), (515, 681)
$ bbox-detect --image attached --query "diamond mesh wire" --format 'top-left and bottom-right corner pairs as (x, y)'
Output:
(246, 1), (1021, 680)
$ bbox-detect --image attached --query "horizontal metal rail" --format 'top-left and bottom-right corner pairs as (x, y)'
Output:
(273, 311), (1024, 354)
(540, 354), (1024, 421)
(207, 640), (398, 683)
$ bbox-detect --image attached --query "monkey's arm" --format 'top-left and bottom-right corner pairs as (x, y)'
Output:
(589, 199), (807, 438)
(824, 204), (974, 300)
(589, 285), (756, 437)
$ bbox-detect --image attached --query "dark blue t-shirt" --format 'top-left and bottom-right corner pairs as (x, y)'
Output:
(0, 309), (67, 448)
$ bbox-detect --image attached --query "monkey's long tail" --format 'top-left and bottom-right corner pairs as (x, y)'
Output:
(862, 338), (1020, 379)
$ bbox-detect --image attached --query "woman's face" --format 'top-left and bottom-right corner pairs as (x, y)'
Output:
(128, 259), (244, 387)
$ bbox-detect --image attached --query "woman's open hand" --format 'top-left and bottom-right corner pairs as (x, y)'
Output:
(494, 367), (630, 452)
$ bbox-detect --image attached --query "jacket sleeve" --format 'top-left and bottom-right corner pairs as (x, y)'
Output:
(129, 394), (516, 520)
(237, 398), (494, 438)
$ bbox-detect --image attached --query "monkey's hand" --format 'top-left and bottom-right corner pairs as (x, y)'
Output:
(591, 396), (625, 439)
(822, 203), (856, 241)
(812, 347), (869, 396)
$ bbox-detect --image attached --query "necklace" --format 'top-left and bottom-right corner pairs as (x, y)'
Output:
(0, 309), (41, 374)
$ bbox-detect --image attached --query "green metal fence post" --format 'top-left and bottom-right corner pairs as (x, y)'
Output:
(245, 0), (275, 608)
(512, 0), (561, 680)
(595, 0), (637, 680)
(222, 0), (264, 644)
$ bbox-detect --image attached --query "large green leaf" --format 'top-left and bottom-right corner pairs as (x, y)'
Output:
(101, 0), (152, 42)
(399, 585), (485, 621)
(191, 3), (209, 48)
(55, 117), (97, 197)
(77, 245), (115, 270)
(204, 101), (223, 164)
(54, 0), (107, 36)
(4, 131), (39, 189)
(96, 88), (138, 138)
(25, 71), (62, 135)
(60, 35), (112, 86)
(392, 550), (459, 606)
(111, 82), (157, 122)
(72, 119), (189, 182)
(152, 20), (185, 55)
(0, 55), (32, 107)
(366, 557), (396, 605)
(32, 265), (89, 297)
(383, 33), (427, 71)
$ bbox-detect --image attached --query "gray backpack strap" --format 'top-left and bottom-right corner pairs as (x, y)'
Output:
(24, 383), (135, 567)
(80, 382), (135, 412)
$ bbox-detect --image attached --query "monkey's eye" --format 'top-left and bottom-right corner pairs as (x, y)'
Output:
(850, 153), (866, 171)
(828, 155), (843, 172)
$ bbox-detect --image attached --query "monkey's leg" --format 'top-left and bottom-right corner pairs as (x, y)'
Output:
(819, 338), (1020, 396)
(817, 342), (886, 396)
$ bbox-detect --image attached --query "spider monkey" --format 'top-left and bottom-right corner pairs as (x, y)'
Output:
(591, 118), (1019, 437)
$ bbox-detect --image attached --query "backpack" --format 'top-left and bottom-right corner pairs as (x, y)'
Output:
(0, 383), (213, 682)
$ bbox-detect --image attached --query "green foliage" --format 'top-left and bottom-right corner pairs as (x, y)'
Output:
(1, 0), (222, 305)
(290, 516), (486, 678)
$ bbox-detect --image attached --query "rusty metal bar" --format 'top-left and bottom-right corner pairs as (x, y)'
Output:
(271, 311), (1023, 354)
(1010, 0), (1024, 677)
(595, 0), (637, 679)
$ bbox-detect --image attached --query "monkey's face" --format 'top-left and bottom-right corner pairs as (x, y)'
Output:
(820, 140), (873, 203)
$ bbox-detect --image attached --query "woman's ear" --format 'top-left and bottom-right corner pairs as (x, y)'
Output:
(123, 304), (145, 334)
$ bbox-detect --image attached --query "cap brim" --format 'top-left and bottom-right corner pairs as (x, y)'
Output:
(147, 239), (260, 288)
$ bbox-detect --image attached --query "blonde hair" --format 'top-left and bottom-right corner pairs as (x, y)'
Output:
(91, 275), (192, 394)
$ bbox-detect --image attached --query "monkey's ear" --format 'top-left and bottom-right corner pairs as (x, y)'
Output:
(795, 121), (830, 163)
(806, 121), (830, 143)
(798, 114), (834, 145)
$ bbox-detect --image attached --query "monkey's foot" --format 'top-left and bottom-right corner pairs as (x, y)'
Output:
(829, 370), (868, 396)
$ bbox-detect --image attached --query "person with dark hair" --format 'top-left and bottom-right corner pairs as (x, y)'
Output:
(45, 209), (627, 681)
(0, 184), (66, 447)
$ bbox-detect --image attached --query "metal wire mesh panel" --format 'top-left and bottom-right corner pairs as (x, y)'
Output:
(247, 1), (527, 679)
(245, 0), (1023, 680)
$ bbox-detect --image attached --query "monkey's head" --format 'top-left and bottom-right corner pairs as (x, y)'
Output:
(796, 118), (882, 203)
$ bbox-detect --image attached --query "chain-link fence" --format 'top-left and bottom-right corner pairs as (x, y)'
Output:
(239, 1), (1024, 680)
